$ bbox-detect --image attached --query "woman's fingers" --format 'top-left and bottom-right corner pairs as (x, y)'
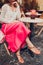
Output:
(12, 2), (18, 7)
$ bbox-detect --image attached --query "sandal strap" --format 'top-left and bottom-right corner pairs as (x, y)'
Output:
(29, 46), (35, 49)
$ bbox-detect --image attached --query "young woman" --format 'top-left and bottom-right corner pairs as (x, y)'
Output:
(0, 0), (40, 63)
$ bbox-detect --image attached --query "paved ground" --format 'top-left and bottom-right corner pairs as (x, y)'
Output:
(0, 26), (43, 65)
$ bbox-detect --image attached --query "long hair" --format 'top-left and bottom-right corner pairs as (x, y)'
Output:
(4, 0), (9, 3)
(5, 0), (17, 3)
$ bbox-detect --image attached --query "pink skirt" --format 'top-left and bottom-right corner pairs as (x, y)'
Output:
(1, 22), (31, 52)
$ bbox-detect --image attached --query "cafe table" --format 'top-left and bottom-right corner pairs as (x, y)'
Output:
(19, 17), (43, 23)
(25, 12), (41, 16)
(19, 17), (43, 37)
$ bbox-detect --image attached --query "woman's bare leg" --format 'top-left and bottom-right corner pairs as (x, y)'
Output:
(26, 37), (40, 54)
(16, 49), (24, 63)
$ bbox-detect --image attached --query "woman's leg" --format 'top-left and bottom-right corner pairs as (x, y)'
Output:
(16, 49), (24, 63)
(26, 37), (40, 55)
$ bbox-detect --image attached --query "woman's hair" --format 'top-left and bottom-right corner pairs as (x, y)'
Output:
(5, 0), (9, 3)
(5, 0), (17, 3)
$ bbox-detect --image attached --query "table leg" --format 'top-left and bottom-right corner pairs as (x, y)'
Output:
(35, 27), (43, 37)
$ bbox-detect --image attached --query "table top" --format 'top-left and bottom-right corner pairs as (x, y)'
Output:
(19, 17), (43, 23)
(25, 12), (41, 16)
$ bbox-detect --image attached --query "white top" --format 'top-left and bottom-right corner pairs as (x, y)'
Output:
(0, 4), (21, 23)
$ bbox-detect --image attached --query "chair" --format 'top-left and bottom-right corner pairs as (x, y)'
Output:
(0, 7), (11, 55)
(35, 23), (43, 37)
(35, 13), (43, 37)
(3, 42), (10, 55)
(0, 29), (10, 56)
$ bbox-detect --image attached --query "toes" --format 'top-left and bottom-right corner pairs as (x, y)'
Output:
(29, 47), (41, 55)
(18, 56), (24, 63)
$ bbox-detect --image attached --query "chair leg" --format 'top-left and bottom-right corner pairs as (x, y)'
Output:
(4, 43), (10, 56)
(35, 27), (43, 37)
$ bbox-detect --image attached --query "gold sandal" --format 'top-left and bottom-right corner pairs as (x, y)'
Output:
(28, 46), (41, 55)
(16, 54), (24, 63)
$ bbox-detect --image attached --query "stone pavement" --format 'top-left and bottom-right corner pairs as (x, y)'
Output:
(0, 27), (43, 65)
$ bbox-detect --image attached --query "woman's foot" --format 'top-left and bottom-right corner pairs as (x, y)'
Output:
(16, 54), (24, 63)
(26, 37), (41, 55)
(16, 50), (24, 63)
(28, 46), (40, 55)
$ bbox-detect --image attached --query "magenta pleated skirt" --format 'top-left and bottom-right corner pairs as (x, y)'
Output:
(1, 22), (31, 52)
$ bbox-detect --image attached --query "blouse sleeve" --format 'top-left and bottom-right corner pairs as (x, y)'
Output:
(0, 4), (15, 23)
(0, 4), (8, 23)
(16, 5), (21, 19)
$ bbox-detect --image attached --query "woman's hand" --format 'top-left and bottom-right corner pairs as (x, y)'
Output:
(11, 20), (19, 23)
(12, 2), (19, 7)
